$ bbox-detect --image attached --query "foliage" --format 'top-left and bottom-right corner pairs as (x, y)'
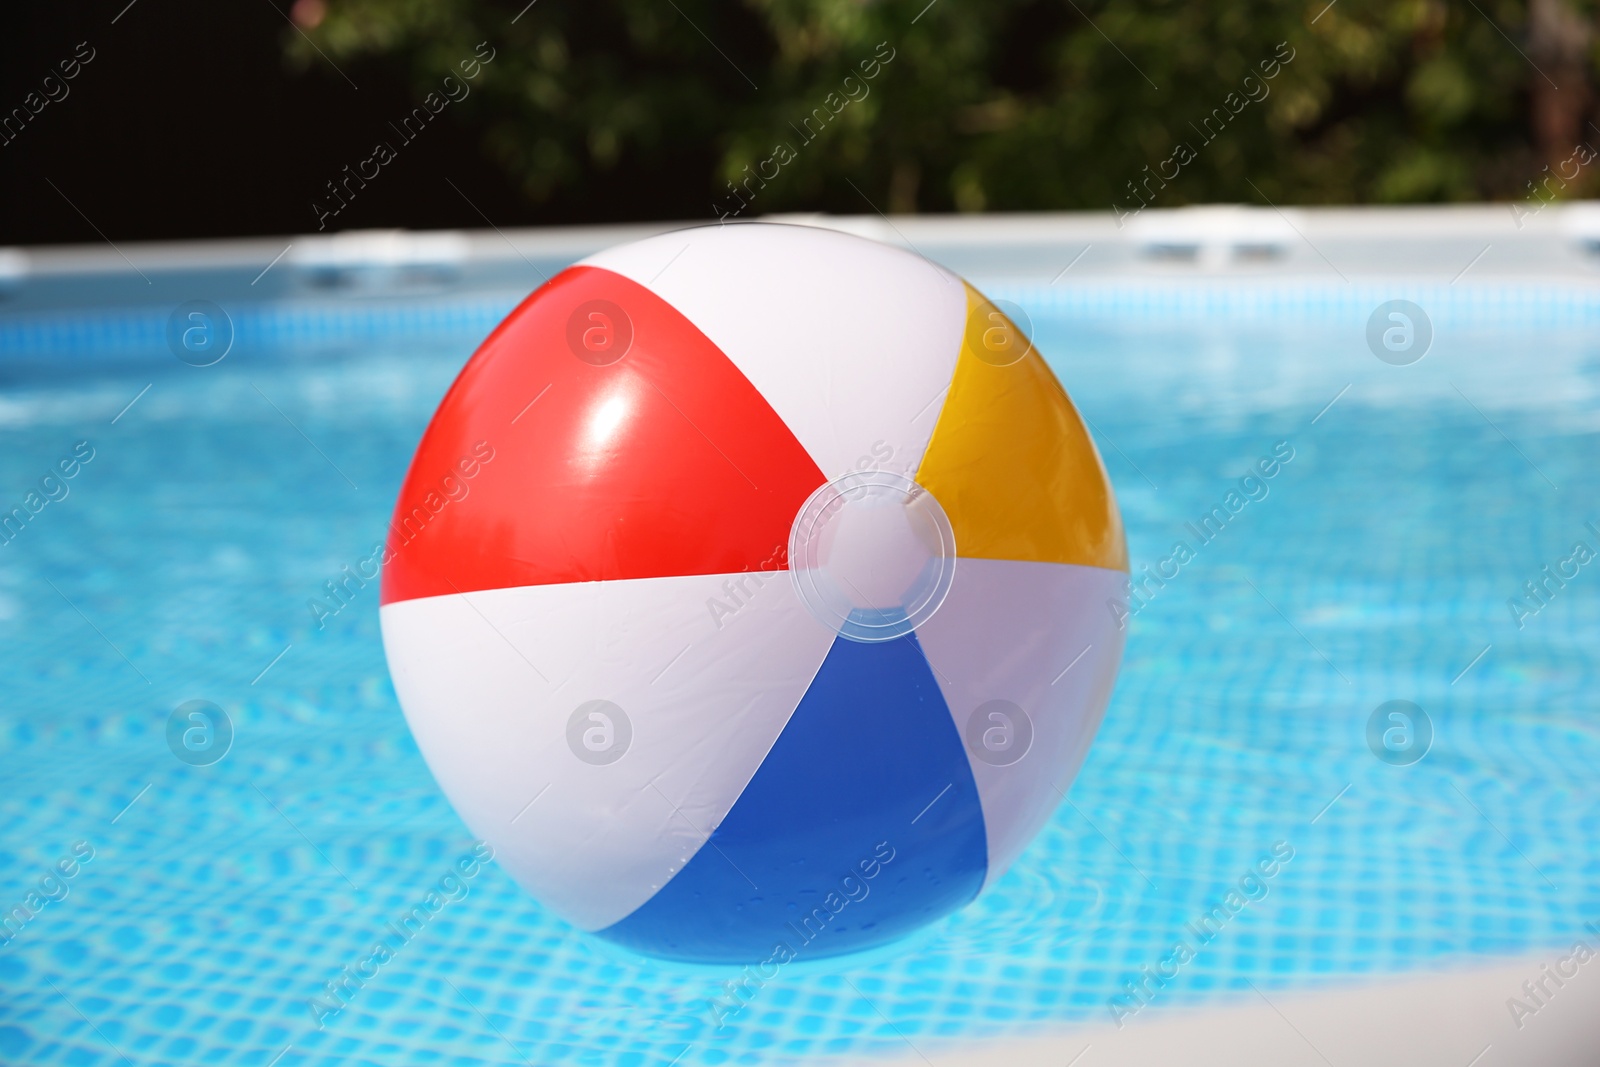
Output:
(287, 0), (1600, 218)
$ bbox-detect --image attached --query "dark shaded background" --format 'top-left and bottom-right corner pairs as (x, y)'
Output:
(5, 0), (1598, 246)
(0, 1), (722, 245)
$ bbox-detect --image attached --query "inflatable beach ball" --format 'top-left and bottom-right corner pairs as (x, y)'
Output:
(379, 222), (1128, 963)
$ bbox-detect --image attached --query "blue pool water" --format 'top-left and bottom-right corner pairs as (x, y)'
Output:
(1, 275), (1597, 1066)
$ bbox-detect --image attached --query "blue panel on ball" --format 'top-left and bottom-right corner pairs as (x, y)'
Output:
(598, 630), (989, 963)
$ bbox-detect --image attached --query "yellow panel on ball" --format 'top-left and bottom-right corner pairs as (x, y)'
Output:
(915, 284), (1128, 573)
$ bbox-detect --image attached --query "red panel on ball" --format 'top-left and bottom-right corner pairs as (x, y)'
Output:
(380, 266), (825, 605)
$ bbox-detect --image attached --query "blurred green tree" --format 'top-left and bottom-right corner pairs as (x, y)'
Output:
(285, 0), (1600, 219)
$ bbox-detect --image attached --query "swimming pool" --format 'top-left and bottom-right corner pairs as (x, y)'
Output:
(1, 212), (1598, 1066)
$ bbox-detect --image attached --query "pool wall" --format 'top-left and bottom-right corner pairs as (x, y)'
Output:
(4, 203), (1600, 366)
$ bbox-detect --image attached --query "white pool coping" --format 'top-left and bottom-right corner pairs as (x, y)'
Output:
(856, 953), (1599, 1067)
(4, 202), (1600, 293)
